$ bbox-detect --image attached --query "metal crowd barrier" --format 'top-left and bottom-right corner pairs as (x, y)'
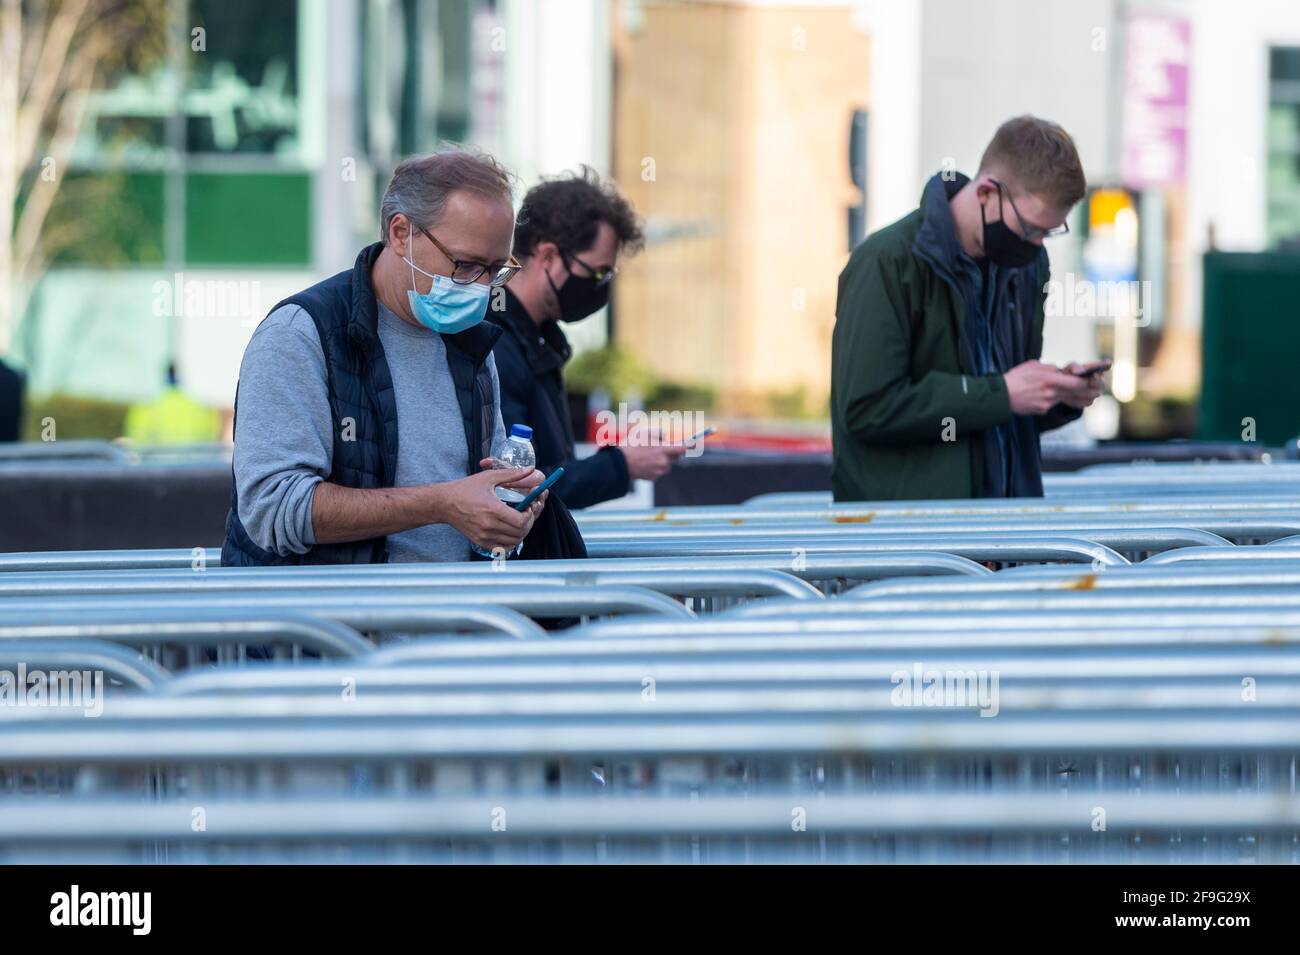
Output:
(582, 514), (1289, 553)
(4, 791), (1294, 863)
(0, 611), (379, 669)
(0, 565), (820, 615)
(2, 457), (1299, 863)
(738, 460), (1300, 505)
(3, 693), (1298, 863)
(584, 494), (1300, 524)
(0, 585), (693, 627)
(0, 547), (222, 573)
(585, 532), (1132, 566)
(847, 559), (1300, 598)
(1143, 545), (1300, 566)
(0, 640), (168, 691)
(0, 550), (994, 596)
(0, 587), (678, 667)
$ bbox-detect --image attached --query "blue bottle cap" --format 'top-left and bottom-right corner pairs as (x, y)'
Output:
(510, 424), (533, 441)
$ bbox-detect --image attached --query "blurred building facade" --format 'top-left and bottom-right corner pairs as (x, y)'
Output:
(8, 0), (1300, 434)
(10, 0), (613, 416)
(611, 1), (870, 414)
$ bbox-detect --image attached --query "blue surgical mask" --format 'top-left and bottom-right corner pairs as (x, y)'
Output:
(404, 251), (490, 334)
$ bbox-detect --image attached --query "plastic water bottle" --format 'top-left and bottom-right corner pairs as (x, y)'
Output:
(498, 424), (536, 474)
(472, 424), (535, 558)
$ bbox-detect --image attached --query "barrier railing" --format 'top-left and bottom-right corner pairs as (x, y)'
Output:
(0, 566), (821, 614)
(2, 458), (1299, 864)
(4, 791), (1295, 863)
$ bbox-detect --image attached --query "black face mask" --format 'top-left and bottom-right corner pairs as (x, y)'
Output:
(981, 198), (1041, 269)
(547, 259), (611, 323)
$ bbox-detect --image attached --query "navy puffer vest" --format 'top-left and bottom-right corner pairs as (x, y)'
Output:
(221, 242), (502, 566)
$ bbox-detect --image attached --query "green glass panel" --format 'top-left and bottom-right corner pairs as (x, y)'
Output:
(36, 172), (165, 267)
(184, 172), (311, 265)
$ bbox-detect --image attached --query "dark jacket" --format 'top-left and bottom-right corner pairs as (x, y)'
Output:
(830, 172), (1080, 502)
(517, 494), (587, 561)
(488, 288), (629, 510)
(0, 359), (22, 443)
(221, 242), (502, 566)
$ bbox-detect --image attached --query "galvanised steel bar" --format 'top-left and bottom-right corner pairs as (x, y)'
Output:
(776, 584), (1300, 615)
(578, 519), (1254, 548)
(743, 492), (834, 507)
(2, 712), (1299, 763)
(0, 547), (221, 573)
(1076, 461), (1300, 476)
(0, 549), (994, 586)
(0, 612), (374, 658)
(57, 683), (1294, 713)
(570, 607), (1300, 638)
(1043, 477), (1300, 495)
(1, 792), (1296, 840)
(0, 606), (541, 646)
(156, 663), (1300, 699)
(0, 567), (822, 604)
(577, 497), (1300, 525)
(585, 534), (1129, 565)
(725, 596), (1300, 627)
(1143, 546), (1300, 565)
(846, 563), (1300, 599)
(356, 624), (1300, 661)
(1, 680), (1295, 719)
(0, 585), (696, 624)
(0, 640), (169, 690)
(0, 570), (569, 596)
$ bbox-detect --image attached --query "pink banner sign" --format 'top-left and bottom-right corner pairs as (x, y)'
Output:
(1122, 13), (1190, 190)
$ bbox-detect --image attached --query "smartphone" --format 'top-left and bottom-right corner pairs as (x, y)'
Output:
(1072, 360), (1113, 377)
(512, 467), (565, 511)
(686, 426), (717, 443)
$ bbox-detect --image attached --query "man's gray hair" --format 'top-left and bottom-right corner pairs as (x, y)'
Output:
(379, 146), (514, 244)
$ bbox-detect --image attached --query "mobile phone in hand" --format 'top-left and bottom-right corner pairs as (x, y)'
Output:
(1072, 360), (1112, 377)
(512, 467), (565, 511)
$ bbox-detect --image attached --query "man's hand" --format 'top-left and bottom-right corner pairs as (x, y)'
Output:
(620, 444), (686, 481)
(1057, 362), (1106, 410)
(479, 458), (547, 519)
(441, 467), (538, 552)
(1003, 360), (1091, 416)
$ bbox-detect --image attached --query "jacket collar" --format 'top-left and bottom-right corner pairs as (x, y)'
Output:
(912, 170), (1045, 286)
(490, 287), (571, 374)
(349, 240), (501, 366)
(912, 171), (971, 283)
(443, 317), (503, 367)
(347, 241), (386, 351)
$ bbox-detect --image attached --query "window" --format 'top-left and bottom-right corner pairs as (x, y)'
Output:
(360, 0), (501, 161)
(1268, 47), (1300, 249)
(54, 0), (310, 267)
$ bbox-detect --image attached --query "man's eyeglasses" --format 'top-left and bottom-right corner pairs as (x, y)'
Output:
(989, 178), (1069, 241)
(416, 225), (521, 287)
(565, 251), (618, 287)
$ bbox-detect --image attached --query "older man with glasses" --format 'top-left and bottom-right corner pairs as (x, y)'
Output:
(832, 115), (1104, 503)
(223, 147), (547, 566)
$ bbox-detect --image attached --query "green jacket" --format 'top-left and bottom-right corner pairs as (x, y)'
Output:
(831, 176), (1077, 502)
